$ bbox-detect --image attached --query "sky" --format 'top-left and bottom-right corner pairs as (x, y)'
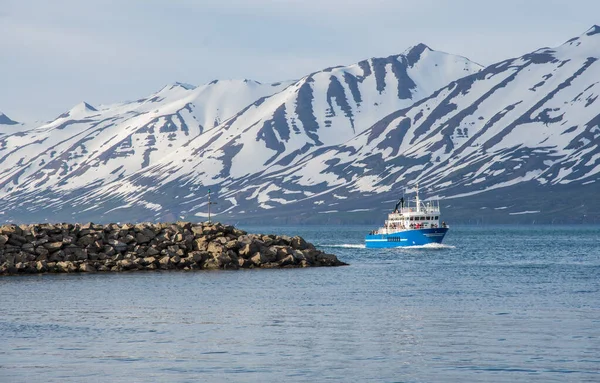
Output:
(1, 0), (599, 122)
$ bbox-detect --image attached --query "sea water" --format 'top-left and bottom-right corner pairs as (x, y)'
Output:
(1, 225), (599, 382)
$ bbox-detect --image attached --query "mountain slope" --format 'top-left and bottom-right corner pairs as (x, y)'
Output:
(214, 26), (600, 223)
(3, 27), (599, 225)
(0, 80), (291, 195)
(0, 45), (482, 223)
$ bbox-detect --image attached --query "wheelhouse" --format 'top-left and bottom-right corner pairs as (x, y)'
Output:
(369, 185), (448, 235)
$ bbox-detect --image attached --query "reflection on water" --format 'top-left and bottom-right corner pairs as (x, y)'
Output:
(1, 225), (599, 382)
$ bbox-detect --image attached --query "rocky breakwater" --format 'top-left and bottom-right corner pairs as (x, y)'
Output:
(0, 221), (347, 275)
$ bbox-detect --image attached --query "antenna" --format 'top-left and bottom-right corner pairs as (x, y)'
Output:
(207, 189), (217, 223)
(416, 183), (420, 213)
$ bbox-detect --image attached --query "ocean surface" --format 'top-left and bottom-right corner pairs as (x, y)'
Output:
(1, 225), (599, 382)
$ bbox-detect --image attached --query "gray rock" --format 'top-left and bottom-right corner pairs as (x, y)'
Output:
(135, 233), (151, 244)
(56, 261), (77, 273)
(146, 247), (160, 257)
(194, 237), (208, 251)
(48, 250), (64, 262)
(292, 250), (306, 262)
(43, 242), (63, 252)
(77, 235), (95, 246)
(32, 237), (49, 246)
(261, 246), (277, 262)
(158, 256), (170, 269)
(123, 234), (135, 244)
(36, 260), (48, 272)
(79, 263), (96, 272)
(1, 224), (23, 236)
(207, 242), (224, 255)
(279, 254), (296, 267)
(117, 259), (135, 270)
(62, 236), (75, 245)
(250, 252), (269, 266)
(202, 258), (220, 270)
(290, 236), (309, 250)
(142, 256), (157, 266)
(108, 239), (127, 252)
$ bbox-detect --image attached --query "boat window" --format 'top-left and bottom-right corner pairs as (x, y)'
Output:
(426, 216), (431, 220)
(435, 216), (439, 220)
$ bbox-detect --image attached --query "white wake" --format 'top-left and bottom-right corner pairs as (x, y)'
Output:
(397, 243), (455, 249)
(321, 244), (366, 249)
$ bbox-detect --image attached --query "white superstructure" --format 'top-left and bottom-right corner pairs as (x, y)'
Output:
(371, 185), (447, 235)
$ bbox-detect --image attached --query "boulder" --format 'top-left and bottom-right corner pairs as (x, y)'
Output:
(194, 237), (208, 251)
(8, 234), (27, 246)
(214, 236), (228, 245)
(145, 247), (160, 257)
(36, 260), (48, 272)
(279, 235), (292, 245)
(276, 246), (290, 260)
(62, 236), (75, 245)
(250, 252), (269, 266)
(104, 246), (116, 257)
(21, 243), (35, 254)
(278, 255), (296, 267)
(1, 224), (22, 236)
(224, 240), (238, 250)
(43, 242), (63, 252)
(158, 256), (171, 269)
(117, 259), (136, 270)
(188, 251), (208, 264)
(290, 236), (309, 250)
(108, 239), (127, 252)
(191, 225), (204, 236)
(238, 241), (260, 258)
(65, 246), (88, 261)
(33, 237), (49, 246)
(122, 234), (136, 244)
(56, 261), (77, 273)
(316, 253), (345, 266)
(49, 248), (64, 260)
(292, 250), (306, 262)
(260, 246), (277, 262)
(202, 258), (221, 270)
(207, 242), (224, 255)
(238, 258), (251, 268)
(135, 233), (151, 244)
(79, 263), (96, 272)
(142, 256), (157, 266)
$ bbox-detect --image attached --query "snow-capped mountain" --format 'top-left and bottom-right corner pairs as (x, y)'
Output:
(0, 44), (481, 223)
(217, 26), (600, 223)
(0, 79), (291, 195)
(1, 27), (598, 224)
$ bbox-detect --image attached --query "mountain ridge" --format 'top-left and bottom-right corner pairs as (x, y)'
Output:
(0, 28), (598, 224)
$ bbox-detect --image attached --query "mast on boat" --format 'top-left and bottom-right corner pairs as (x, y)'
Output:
(415, 183), (420, 213)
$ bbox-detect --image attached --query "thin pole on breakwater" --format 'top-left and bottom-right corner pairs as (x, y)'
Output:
(207, 189), (217, 223)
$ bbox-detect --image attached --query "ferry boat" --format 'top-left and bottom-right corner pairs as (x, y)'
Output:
(365, 186), (449, 248)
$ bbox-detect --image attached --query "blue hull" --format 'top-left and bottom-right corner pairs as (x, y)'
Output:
(365, 228), (448, 248)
